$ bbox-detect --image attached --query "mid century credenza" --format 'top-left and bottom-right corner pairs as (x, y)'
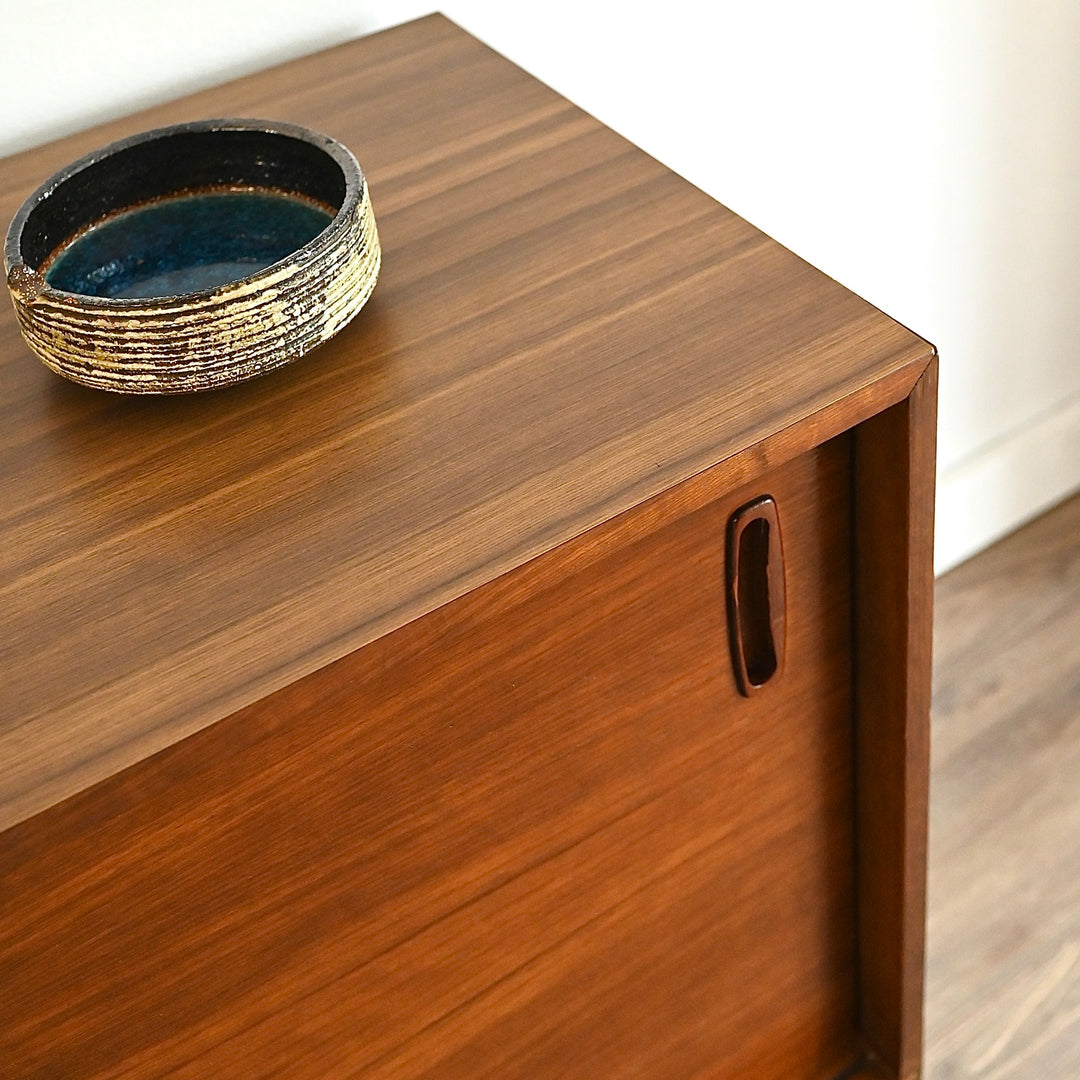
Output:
(0, 15), (935, 1079)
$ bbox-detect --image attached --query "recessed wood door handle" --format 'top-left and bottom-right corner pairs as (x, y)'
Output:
(726, 495), (786, 696)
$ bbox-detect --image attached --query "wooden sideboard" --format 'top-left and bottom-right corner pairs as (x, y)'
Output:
(0, 16), (936, 1080)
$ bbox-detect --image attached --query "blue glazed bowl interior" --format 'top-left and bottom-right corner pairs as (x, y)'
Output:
(13, 125), (348, 302)
(44, 190), (333, 299)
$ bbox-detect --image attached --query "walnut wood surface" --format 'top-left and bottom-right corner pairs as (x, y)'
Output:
(0, 14), (934, 827)
(852, 361), (937, 1079)
(2, 439), (861, 1080)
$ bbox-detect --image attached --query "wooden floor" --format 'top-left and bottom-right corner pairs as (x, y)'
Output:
(925, 493), (1080, 1079)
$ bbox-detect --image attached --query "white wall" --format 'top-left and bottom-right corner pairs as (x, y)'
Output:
(4, 0), (1079, 574)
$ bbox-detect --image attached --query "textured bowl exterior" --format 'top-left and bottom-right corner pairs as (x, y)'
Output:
(4, 122), (381, 394)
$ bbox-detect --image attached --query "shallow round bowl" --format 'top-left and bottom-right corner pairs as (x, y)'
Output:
(4, 119), (381, 393)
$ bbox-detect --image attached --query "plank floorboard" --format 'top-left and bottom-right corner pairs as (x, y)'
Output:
(926, 492), (1080, 1079)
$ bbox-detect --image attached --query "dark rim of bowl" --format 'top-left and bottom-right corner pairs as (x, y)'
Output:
(3, 118), (364, 307)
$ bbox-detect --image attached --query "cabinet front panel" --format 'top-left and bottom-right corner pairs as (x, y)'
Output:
(1, 437), (856, 1080)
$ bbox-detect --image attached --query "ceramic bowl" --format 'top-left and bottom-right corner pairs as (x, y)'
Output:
(4, 119), (380, 393)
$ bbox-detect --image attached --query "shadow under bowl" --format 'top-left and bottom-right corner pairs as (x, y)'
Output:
(4, 119), (381, 393)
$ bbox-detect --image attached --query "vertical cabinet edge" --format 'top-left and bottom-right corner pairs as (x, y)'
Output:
(852, 354), (938, 1079)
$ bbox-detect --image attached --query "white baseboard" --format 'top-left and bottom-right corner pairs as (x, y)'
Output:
(934, 393), (1080, 575)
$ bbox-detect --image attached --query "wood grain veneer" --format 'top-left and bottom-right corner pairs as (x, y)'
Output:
(853, 360), (937, 1079)
(0, 14), (933, 828)
(2, 438), (857, 1080)
(0, 14), (937, 1080)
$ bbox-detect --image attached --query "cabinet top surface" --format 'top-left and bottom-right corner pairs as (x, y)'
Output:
(0, 14), (933, 827)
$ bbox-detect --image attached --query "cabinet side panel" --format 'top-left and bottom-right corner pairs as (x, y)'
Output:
(1, 439), (858, 1080)
(853, 358), (938, 1078)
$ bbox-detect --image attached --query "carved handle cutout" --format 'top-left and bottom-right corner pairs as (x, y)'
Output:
(726, 495), (786, 696)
